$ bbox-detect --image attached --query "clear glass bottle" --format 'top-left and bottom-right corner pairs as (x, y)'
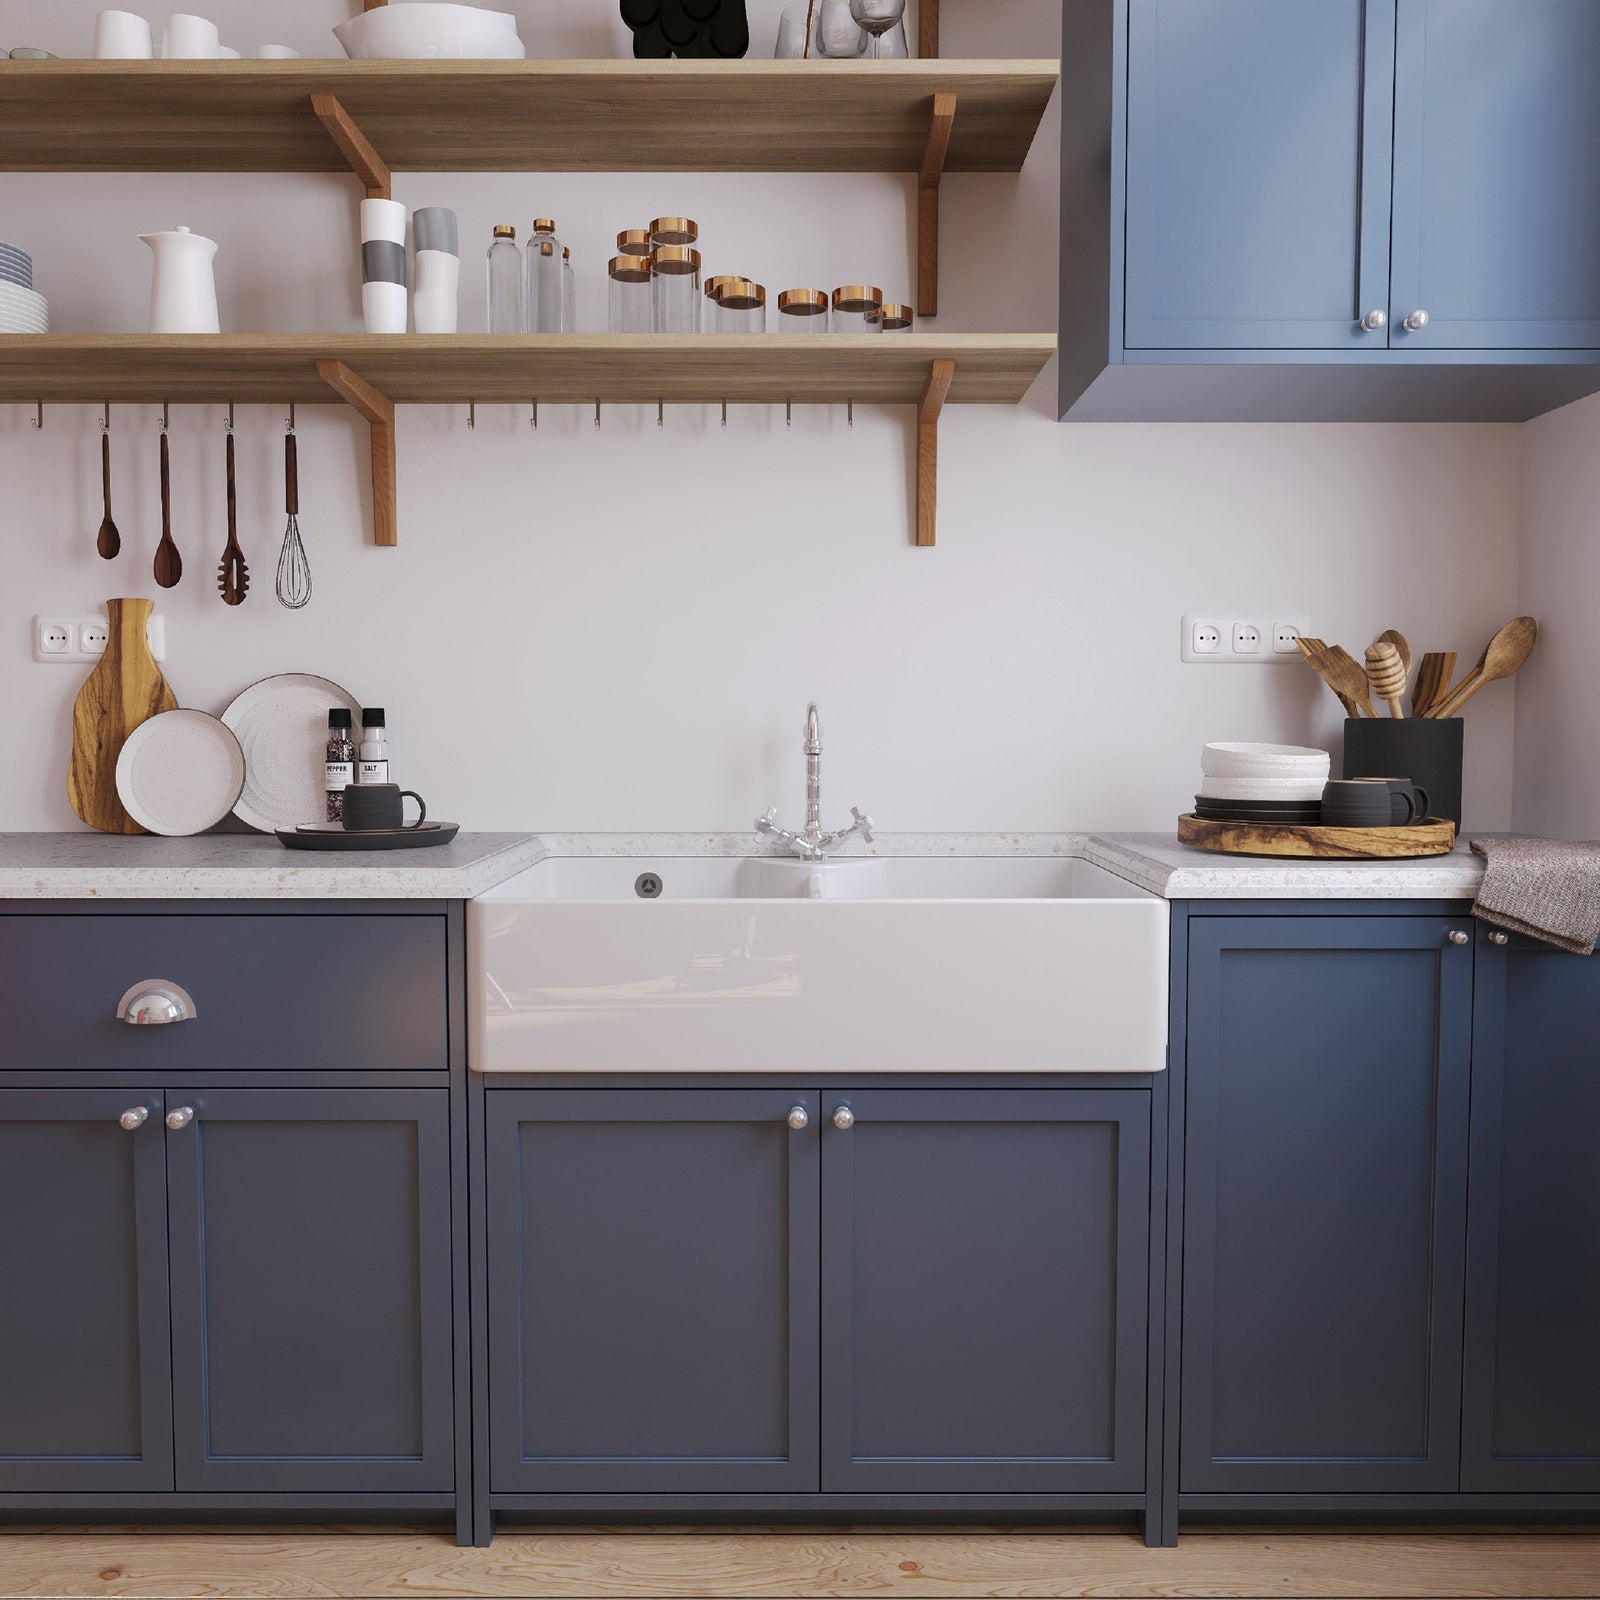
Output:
(650, 246), (702, 333)
(608, 253), (654, 334)
(713, 278), (766, 333)
(525, 218), (563, 333)
(777, 287), (830, 331)
(324, 708), (354, 822)
(357, 708), (390, 786)
(561, 246), (576, 333)
(486, 224), (524, 333)
(876, 301), (914, 333)
(831, 283), (884, 333)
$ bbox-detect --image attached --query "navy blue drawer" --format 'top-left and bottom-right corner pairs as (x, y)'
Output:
(0, 914), (448, 1073)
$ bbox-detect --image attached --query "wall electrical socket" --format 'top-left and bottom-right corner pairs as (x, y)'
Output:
(33, 613), (167, 664)
(1181, 614), (1309, 665)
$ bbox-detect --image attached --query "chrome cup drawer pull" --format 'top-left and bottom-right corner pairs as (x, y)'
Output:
(118, 980), (198, 1025)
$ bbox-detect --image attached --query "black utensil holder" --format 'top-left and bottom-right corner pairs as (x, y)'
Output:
(1343, 716), (1465, 827)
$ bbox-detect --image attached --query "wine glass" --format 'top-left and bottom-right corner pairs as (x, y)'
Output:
(849, 0), (906, 58)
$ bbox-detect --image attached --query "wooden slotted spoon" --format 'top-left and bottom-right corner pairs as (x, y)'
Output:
(217, 428), (249, 606)
(1428, 617), (1537, 719)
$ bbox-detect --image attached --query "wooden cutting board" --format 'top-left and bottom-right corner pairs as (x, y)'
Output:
(67, 597), (179, 835)
(1178, 813), (1457, 860)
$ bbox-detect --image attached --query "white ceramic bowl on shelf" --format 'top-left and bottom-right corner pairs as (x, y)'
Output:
(333, 3), (525, 60)
(0, 283), (48, 331)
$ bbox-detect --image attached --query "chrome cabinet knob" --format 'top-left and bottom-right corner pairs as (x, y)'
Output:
(1403, 308), (1430, 332)
(165, 1106), (195, 1130)
(1489, 930), (1510, 946)
(833, 1106), (855, 1130)
(118, 980), (197, 1026)
(119, 1106), (149, 1131)
(1448, 929), (1470, 945)
(786, 1106), (809, 1130)
(1360, 308), (1387, 332)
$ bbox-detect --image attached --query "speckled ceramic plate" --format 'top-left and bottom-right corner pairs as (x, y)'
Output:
(115, 709), (246, 837)
(221, 673), (362, 833)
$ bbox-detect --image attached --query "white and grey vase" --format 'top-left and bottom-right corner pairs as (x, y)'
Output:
(412, 207), (459, 335)
(359, 197), (408, 334)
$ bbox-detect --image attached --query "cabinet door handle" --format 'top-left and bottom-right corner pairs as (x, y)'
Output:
(1403, 308), (1430, 332)
(786, 1105), (809, 1130)
(1359, 308), (1387, 332)
(118, 1106), (149, 1130)
(1448, 929), (1470, 945)
(833, 1106), (855, 1130)
(165, 1105), (196, 1130)
(118, 979), (197, 1025)
(1488, 930), (1509, 946)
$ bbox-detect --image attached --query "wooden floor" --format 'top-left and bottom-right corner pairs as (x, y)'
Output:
(1, 1525), (1597, 1600)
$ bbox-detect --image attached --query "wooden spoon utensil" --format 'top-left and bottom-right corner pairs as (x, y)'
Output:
(96, 407), (121, 560)
(1365, 640), (1409, 718)
(153, 422), (181, 588)
(1376, 628), (1412, 683)
(1428, 616), (1537, 720)
(217, 427), (249, 606)
(1297, 637), (1378, 718)
(1411, 651), (1455, 717)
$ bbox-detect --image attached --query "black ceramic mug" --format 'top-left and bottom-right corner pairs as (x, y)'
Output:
(1321, 778), (1400, 827)
(342, 782), (427, 832)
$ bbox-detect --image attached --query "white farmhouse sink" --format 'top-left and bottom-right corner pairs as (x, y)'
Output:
(469, 855), (1168, 1074)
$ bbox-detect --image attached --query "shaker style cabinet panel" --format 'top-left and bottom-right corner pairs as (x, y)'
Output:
(0, 1089), (173, 1493)
(485, 1089), (821, 1493)
(1181, 917), (1472, 1493)
(1390, 0), (1600, 350)
(1122, 0), (1395, 349)
(1463, 938), (1600, 1490)
(164, 1088), (455, 1492)
(820, 1089), (1150, 1493)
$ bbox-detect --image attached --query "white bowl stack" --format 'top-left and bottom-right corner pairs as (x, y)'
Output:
(0, 243), (47, 333)
(1199, 743), (1330, 802)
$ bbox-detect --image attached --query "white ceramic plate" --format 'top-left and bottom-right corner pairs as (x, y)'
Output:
(116, 709), (246, 836)
(221, 672), (362, 832)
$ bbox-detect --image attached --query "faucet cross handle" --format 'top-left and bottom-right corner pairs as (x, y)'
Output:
(849, 807), (876, 844)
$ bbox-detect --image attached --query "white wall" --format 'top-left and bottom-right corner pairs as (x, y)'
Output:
(1514, 390), (1600, 839)
(0, 0), (1524, 833)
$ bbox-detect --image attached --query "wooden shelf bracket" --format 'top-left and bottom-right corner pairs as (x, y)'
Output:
(916, 358), (956, 547)
(918, 91), (957, 319)
(310, 92), (392, 199)
(316, 358), (398, 546)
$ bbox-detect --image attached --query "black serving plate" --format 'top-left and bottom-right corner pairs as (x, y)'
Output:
(276, 822), (461, 851)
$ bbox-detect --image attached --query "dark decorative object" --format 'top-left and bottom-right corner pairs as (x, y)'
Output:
(620, 0), (750, 58)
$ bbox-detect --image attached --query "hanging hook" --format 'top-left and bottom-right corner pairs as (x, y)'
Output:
(101, 401), (110, 434)
(847, 399), (855, 431)
(593, 400), (601, 432)
(467, 400), (476, 431)
(30, 400), (43, 431)
(160, 402), (169, 435)
(785, 399), (792, 431)
(657, 400), (664, 431)
(286, 400), (296, 434)
(225, 401), (235, 435)
(530, 399), (538, 430)
(720, 399), (727, 431)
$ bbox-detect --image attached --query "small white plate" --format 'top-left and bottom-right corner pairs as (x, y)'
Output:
(116, 709), (246, 836)
(222, 672), (362, 832)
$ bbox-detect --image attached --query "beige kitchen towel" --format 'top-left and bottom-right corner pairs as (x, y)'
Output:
(1470, 836), (1600, 955)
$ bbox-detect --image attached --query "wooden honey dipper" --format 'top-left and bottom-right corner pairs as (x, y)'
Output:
(1364, 639), (1408, 718)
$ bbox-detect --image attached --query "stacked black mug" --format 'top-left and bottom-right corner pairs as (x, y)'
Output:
(1321, 777), (1430, 828)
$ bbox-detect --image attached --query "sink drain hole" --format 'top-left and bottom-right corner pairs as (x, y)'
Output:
(635, 872), (663, 899)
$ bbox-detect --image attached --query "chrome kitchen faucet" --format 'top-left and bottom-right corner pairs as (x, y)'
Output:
(756, 702), (876, 861)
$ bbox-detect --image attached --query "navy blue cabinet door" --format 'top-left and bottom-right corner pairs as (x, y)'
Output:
(486, 1089), (821, 1493)
(0, 1090), (172, 1492)
(1463, 935), (1600, 1490)
(165, 1089), (455, 1492)
(1123, 0), (1396, 349)
(1182, 918), (1472, 1492)
(1390, 0), (1600, 350)
(820, 1089), (1149, 1493)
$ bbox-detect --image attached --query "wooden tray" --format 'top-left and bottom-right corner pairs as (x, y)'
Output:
(1178, 813), (1457, 860)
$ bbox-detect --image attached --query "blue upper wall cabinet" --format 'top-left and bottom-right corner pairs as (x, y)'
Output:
(1062, 0), (1600, 419)
(1124, 0), (1394, 351)
(1390, 0), (1600, 351)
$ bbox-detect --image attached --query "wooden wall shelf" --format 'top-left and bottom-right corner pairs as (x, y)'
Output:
(0, 60), (1057, 175)
(1, 335), (1053, 546)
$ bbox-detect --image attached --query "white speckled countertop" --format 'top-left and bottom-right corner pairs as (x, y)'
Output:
(0, 830), (1483, 901)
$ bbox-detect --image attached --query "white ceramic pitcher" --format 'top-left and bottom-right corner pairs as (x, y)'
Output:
(139, 225), (220, 333)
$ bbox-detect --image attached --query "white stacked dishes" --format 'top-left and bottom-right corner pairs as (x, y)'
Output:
(0, 242), (34, 290)
(1197, 742), (1329, 822)
(0, 283), (49, 333)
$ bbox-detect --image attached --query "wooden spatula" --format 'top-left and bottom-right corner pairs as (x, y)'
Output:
(1428, 617), (1537, 719)
(1411, 652), (1455, 717)
(1297, 637), (1378, 718)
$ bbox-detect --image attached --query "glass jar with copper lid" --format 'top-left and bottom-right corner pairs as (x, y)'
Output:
(607, 253), (653, 334)
(873, 301), (914, 334)
(649, 216), (700, 249)
(712, 278), (766, 334)
(617, 228), (653, 258)
(777, 288), (830, 333)
(704, 275), (743, 329)
(831, 284), (884, 333)
(650, 245), (703, 333)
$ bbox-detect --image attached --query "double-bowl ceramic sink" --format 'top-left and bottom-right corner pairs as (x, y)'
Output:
(469, 854), (1169, 1074)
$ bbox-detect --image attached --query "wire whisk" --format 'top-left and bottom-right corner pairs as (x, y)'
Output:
(276, 407), (312, 610)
